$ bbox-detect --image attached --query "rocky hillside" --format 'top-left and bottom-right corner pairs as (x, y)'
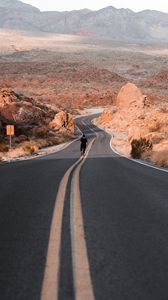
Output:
(143, 69), (168, 89)
(0, 62), (126, 109)
(0, 88), (75, 152)
(1, 0), (168, 42)
(95, 83), (168, 167)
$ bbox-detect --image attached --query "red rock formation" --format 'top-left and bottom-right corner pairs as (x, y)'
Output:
(96, 83), (168, 158)
(116, 82), (145, 109)
(49, 111), (75, 133)
(0, 88), (75, 138)
(0, 88), (47, 125)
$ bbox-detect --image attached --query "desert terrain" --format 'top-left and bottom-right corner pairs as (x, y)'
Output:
(0, 29), (167, 165)
(0, 30), (168, 107)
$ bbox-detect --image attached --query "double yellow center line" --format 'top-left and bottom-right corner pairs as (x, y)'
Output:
(41, 138), (95, 300)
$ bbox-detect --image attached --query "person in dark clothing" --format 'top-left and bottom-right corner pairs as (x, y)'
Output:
(80, 134), (87, 156)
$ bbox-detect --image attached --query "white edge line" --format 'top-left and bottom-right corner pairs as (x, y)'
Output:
(94, 122), (168, 174)
(110, 135), (168, 173)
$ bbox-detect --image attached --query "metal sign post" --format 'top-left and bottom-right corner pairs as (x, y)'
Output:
(6, 125), (15, 150)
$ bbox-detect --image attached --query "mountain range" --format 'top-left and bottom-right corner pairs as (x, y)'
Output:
(0, 0), (168, 42)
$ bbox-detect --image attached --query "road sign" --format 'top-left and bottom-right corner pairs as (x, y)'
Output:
(6, 125), (14, 136)
(6, 125), (14, 151)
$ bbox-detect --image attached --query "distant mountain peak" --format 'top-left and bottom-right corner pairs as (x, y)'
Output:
(0, 1), (168, 42)
(99, 6), (117, 11)
(97, 6), (134, 16)
(0, 0), (40, 11)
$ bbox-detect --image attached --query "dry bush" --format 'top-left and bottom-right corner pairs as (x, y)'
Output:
(34, 139), (48, 149)
(30, 137), (58, 149)
(31, 127), (49, 138)
(0, 143), (9, 153)
(131, 138), (153, 159)
(15, 135), (29, 144)
(151, 150), (168, 168)
(142, 150), (168, 168)
(141, 150), (153, 161)
(45, 137), (58, 147)
(36, 133), (73, 149)
(33, 138), (56, 149)
(57, 133), (70, 143)
(7, 148), (25, 158)
(22, 141), (37, 155)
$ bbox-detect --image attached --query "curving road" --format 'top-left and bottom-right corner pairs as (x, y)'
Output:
(0, 115), (168, 300)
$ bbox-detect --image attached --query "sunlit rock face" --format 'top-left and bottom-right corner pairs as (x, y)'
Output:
(0, 88), (75, 136)
(116, 82), (145, 110)
(95, 83), (168, 159)
(49, 111), (75, 134)
(0, 88), (46, 125)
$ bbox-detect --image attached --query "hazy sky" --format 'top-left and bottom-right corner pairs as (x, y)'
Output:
(22, 0), (168, 13)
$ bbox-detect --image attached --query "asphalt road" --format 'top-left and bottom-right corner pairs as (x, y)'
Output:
(0, 115), (167, 300)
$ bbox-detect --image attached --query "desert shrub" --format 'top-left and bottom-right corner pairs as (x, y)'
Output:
(141, 150), (153, 161)
(36, 139), (49, 149)
(22, 142), (36, 155)
(45, 137), (59, 146)
(151, 150), (168, 168)
(31, 127), (49, 138)
(35, 134), (72, 149)
(35, 131), (48, 139)
(0, 143), (9, 153)
(29, 137), (58, 150)
(131, 138), (153, 159)
(15, 135), (29, 144)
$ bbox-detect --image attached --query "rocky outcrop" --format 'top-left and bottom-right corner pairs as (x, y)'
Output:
(95, 83), (168, 158)
(0, 88), (47, 125)
(0, 88), (75, 138)
(116, 82), (147, 109)
(49, 111), (75, 133)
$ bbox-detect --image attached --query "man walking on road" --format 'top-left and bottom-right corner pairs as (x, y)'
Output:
(80, 134), (87, 156)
